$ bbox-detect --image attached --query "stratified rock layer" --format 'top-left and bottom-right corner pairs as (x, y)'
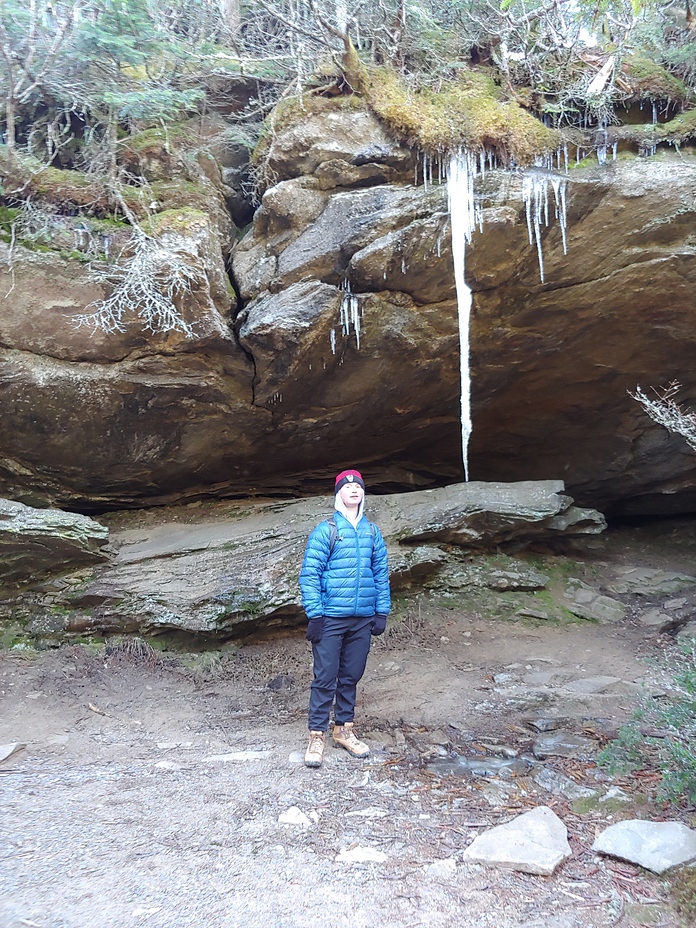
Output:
(51, 480), (602, 637)
(1, 103), (695, 512)
(0, 499), (109, 585)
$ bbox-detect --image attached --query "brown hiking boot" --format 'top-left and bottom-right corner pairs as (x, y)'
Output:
(304, 730), (326, 768)
(332, 722), (370, 758)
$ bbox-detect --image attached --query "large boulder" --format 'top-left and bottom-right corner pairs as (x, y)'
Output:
(233, 127), (696, 515)
(0, 100), (695, 514)
(0, 211), (263, 509)
(261, 104), (415, 183)
(50, 480), (603, 638)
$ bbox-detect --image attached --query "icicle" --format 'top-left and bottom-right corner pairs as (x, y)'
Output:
(522, 171), (568, 280)
(330, 328), (336, 355)
(401, 256), (406, 274)
(338, 280), (361, 349)
(423, 153), (428, 191)
(550, 176), (568, 256)
(447, 150), (478, 481)
(611, 141), (618, 160)
(652, 102), (657, 125)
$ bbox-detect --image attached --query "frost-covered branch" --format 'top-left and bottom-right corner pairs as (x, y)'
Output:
(72, 235), (202, 337)
(631, 383), (696, 453)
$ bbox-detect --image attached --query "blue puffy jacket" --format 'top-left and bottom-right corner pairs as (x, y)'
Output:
(299, 512), (390, 619)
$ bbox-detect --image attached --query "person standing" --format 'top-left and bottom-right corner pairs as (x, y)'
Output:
(299, 469), (391, 768)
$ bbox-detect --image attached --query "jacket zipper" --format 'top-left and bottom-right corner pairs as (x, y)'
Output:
(353, 521), (361, 615)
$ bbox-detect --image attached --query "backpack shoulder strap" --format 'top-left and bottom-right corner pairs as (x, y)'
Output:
(325, 517), (338, 555)
(325, 517), (374, 554)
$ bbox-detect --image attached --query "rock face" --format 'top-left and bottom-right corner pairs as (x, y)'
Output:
(1, 102), (695, 512)
(38, 481), (602, 638)
(0, 499), (109, 585)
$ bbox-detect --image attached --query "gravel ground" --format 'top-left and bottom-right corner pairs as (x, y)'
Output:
(3, 520), (696, 928)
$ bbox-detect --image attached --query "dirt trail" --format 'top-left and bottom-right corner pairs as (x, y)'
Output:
(2, 518), (696, 928)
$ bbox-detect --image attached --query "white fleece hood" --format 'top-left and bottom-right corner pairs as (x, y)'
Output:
(334, 492), (364, 527)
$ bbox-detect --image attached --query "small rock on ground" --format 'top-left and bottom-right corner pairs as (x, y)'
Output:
(335, 846), (388, 864)
(461, 806), (572, 876)
(593, 820), (696, 874)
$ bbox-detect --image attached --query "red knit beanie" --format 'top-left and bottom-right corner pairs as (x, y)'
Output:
(334, 469), (365, 493)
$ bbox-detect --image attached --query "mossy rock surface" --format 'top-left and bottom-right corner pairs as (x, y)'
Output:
(16, 164), (111, 212)
(366, 67), (560, 163)
(118, 125), (200, 182)
(623, 54), (691, 104)
(149, 178), (219, 213)
(610, 108), (696, 148)
(144, 206), (212, 237)
(251, 94), (365, 167)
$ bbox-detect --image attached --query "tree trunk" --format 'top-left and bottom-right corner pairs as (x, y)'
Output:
(5, 94), (16, 152)
(218, 0), (241, 43)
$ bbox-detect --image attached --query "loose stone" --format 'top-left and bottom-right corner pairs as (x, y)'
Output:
(278, 806), (312, 827)
(461, 806), (572, 876)
(0, 743), (26, 764)
(335, 846), (388, 864)
(593, 820), (696, 874)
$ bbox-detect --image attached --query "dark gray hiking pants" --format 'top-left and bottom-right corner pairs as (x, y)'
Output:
(307, 614), (373, 731)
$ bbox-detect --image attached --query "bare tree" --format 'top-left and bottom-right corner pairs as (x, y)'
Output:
(72, 232), (204, 336)
(631, 383), (696, 453)
(0, 0), (86, 154)
(218, 0), (242, 43)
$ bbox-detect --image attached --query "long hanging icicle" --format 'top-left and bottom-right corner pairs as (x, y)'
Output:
(522, 171), (568, 283)
(447, 150), (478, 482)
(339, 280), (361, 349)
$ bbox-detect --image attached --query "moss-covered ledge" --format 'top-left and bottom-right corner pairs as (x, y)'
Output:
(365, 67), (560, 164)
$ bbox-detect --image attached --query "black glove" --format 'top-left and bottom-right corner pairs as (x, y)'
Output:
(306, 618), (324, 643)
(371, 614), (387, 637)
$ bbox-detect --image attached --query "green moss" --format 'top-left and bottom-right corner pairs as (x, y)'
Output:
(0, 205), (20, 232)
(609, 109), (696, 150)
(28, 166), (110, 211)
(624, 55), (690, 104)
(658, 108), (696, 143)
(570, 792), (649, 815)
(366, 66), (559, 164)
(58, 249), (91, 263)
(0, 620), (32, 650)
(149, 179), (216, 213)
(144, 206), (210, 237)
(124, 125), (191, 154)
